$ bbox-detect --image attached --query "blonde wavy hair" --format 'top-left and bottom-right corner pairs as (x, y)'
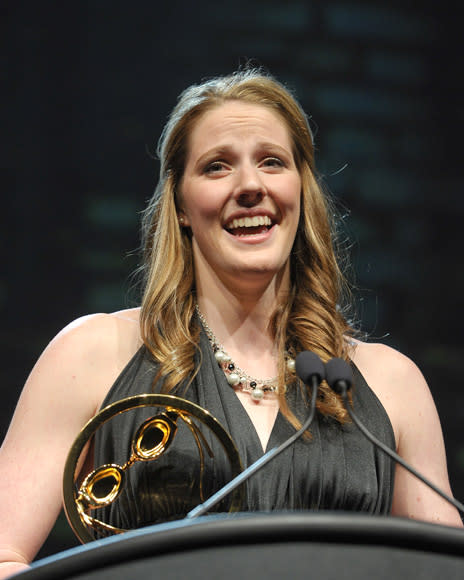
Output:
(140, 68), (354, 427)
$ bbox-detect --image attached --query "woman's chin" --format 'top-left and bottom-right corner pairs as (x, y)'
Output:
(225, 259), (290, 286)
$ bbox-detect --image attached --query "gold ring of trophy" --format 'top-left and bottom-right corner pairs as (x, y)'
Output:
(63, 394), (244, 543)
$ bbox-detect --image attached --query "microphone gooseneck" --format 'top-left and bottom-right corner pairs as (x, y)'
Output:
(325, 357), (464, 516)
(186, 351), (325, 519)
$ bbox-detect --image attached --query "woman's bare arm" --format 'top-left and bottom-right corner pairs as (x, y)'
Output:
(0, 311), (140, 577)
(353, 341), (463, 527)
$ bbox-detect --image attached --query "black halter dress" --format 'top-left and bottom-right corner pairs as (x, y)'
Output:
(92, 330), (395, 533)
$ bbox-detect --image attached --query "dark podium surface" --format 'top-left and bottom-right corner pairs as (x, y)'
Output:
(15, 512), (464, 579)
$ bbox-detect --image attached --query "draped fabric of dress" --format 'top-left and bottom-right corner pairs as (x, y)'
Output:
(92, 329), (395, 534)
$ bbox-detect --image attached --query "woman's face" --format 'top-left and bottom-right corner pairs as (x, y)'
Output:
(179, 100), (301, 289)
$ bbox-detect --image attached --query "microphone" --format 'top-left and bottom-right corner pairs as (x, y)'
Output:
(186, 350), (325, 519)
(325, 357), (464, 515)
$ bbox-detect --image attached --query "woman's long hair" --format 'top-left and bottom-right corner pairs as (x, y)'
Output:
(139, 68), (354, 426)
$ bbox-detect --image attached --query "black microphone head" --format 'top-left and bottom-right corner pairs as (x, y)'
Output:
(325, 357), (353, 394)
(295, 351), (325, 385)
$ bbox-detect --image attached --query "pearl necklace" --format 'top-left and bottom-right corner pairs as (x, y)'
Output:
(196, 305), (295, 402)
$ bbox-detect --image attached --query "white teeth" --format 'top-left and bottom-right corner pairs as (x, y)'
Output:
(226, 215), (272, 229)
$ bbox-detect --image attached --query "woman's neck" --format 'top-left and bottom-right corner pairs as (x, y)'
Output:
(195, 263), (290, 376)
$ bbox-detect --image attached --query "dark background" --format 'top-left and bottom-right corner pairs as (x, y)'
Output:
(2, 0), (463, 559)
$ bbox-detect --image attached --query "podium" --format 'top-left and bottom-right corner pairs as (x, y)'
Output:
(16, 513), (464, 579)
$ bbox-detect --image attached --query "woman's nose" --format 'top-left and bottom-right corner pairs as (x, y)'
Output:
(234, 164), (266, 207)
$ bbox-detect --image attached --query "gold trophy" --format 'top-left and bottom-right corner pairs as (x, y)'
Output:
(63, 395), (244, 543)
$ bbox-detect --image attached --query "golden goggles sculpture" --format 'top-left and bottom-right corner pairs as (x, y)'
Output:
(63, 394), (244, 543)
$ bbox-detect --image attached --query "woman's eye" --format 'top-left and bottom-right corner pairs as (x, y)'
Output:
(263, 157), (284, 168)
(204, 161), (226, 174)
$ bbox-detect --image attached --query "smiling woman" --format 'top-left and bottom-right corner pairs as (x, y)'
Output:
(140, 72), (350, 429)
(0, 66), (461, 579)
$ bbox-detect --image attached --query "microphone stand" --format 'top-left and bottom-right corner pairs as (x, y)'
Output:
(186, 376), (320, 519)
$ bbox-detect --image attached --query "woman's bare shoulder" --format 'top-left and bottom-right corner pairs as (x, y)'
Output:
(51, 308), (141, 354)
(348, 338), (432, 444)
(31, 308), (142, 412)
(349, 339), (425, 391)
(54, 307), (140, 336)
